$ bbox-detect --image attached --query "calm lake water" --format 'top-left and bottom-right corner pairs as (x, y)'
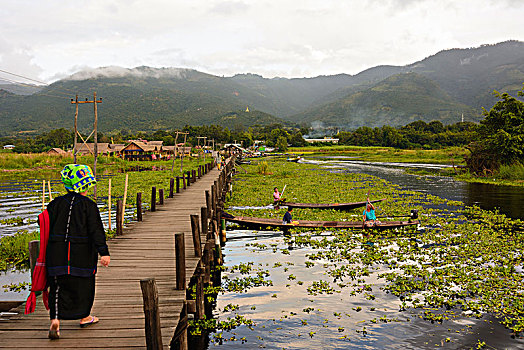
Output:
(196, 158), (524, 349)
(199, 229), (523, 349)
(302, 157), (524, 220)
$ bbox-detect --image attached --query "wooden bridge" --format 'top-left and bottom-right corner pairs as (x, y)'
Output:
(0, 160), (233, 349)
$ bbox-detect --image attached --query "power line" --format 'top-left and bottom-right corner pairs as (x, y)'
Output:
(0, 68), (95, 98)
(0, 68), (48, 86)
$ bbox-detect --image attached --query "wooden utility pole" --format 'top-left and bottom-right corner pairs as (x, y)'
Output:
(73, 95), (79, 163)
(70, 93), (102, 196)
(170, 131), (188, 173)
(196, 136), (207, 164)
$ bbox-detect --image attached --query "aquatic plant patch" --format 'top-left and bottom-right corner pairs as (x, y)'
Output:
(210, 158), (524, 347)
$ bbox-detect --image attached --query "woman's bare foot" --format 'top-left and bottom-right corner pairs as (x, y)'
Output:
(48, 319), (60, 339)
(80, 315), (99, 328)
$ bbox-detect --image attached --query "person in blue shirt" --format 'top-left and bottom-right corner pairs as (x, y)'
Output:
(362, 200), (379, 229)
(283, 207), (293, 224)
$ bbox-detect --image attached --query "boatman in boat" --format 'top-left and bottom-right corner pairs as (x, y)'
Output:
(362, 200), (380, 228)
(282, 207), (293, 224)
(273, 187), (281, 206)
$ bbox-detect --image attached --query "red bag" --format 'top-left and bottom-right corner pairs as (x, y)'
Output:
(25, 210), (50, 314)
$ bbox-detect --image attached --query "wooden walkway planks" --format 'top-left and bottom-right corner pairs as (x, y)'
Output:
(0, 165), (219, 349)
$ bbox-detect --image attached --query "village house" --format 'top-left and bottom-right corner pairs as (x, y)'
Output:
(47, 147), (68, 155)
(121, 141), (161, 161)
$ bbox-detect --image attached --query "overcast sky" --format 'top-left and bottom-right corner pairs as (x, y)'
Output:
(1, 0), (523, 84)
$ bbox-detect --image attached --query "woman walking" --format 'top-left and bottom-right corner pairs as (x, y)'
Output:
(46, 164), (110, 339)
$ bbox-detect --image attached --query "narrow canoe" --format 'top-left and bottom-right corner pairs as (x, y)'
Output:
(280, 198), (385, 210)
(223, 213), (419, 230)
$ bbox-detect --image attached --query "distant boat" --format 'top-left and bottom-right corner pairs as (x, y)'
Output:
(280, 198), (385, 210)
(223, 212), (419, 230)
(287, 156), (301, 162)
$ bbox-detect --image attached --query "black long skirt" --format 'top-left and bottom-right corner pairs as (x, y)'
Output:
(48, 275), (95, 320)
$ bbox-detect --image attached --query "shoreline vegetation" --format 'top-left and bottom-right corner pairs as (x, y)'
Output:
(0, 154), (209, 271)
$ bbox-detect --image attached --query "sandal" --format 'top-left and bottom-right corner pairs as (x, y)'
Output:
(48, 329), (60, 340)
(80, 315), (99, 328)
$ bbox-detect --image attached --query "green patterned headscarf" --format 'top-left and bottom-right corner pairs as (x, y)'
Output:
(60, 164), (96, 193)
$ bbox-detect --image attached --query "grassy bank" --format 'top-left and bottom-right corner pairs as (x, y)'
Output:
(288, 145), (468, 165)
(225, 159), (524, 335)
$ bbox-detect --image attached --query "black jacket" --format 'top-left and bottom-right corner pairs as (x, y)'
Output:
(46, 192), (109, 277)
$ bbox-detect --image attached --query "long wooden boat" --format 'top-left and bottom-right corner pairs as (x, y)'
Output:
(279, 198), (385, 210)
(223, 212), (419, 231)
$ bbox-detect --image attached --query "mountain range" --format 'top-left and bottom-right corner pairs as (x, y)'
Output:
(0, 40), (523, 136)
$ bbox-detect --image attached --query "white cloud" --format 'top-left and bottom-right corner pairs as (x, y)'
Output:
(0, 0), (522, 83)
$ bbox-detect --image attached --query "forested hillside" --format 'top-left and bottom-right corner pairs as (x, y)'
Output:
(0, 41), (522, 135)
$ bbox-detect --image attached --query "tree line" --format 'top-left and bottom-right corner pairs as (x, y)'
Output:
(0, 120), (477, 154)
(2, 85), (522, 176)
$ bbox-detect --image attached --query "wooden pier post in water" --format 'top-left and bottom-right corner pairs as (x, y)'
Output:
(190, 215), (202, 257)
(137, 192), (143, 222)
(116, 200), (123, 235)
(108, 178), (112, 230)
(205, 190), (211, 218)
(151, 187), (156, 212)
(195, 265), (205, 320)
(212, 220), (223, 265)
(176, 176), (180, 193)
(183, 173), (187, 190)
(175, 233), (186, 290)
(200, 207), (208, 238)
(173, 302), (188, 350)
(140, 278), (163, 350)
(122, 174), (128, 228)
(159, 189), (164, 205)
(28, 240), (39, 278)
(169, 178), (174, 198)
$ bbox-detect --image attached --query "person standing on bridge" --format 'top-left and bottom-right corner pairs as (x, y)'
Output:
(46, 164), (110, 340)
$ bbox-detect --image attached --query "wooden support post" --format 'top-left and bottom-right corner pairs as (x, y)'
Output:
(205, 190), (211, 218)
(203, 240), (212, 284)
(108, 178), (112, 230)
(28, 240), (39, 279)
(200, 207), (208, 239)
(159, 189), (164, 205)
(173, 302), (188, 350)
(140, 278), (163, 350)
(137, 192), (143, 221)
(211, 185), (217, 218)
(151, 187), (156, 212)
(47, 180), (52, 201)
(220, 214), (227, 245)
(42, 180), (45, 211)
(198, 166), (201, 179)
(122, 174), (128, 228)
(169, 178), (174, 198)
(183, 173), (187, 190)
(190, 215), (202, 257)
(187, 171), (192, 185)
(116, 200), (123, 235)
(195, 265), (205, 320)
(192, 169), (196, 182)
(213, 220), (223, 265)
(176, 176), (180, 193)
(175, 233), (186, 290)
